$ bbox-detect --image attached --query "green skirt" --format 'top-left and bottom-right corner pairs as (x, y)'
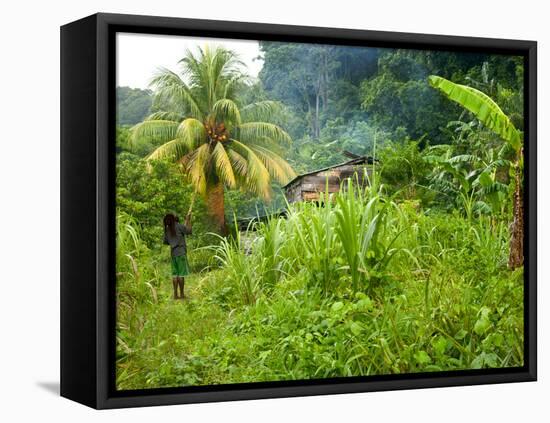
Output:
(171, 255), (190, 277)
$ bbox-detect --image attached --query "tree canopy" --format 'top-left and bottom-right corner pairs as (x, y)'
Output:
(117, 86), (153, 125)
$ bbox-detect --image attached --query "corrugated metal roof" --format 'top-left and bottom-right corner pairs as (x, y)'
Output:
(282, 155), (375, 189)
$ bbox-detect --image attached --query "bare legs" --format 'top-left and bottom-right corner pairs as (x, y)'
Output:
(172, 277), (185, 300)
(178, 277), (185, 299)
(172, 277), (178, 300)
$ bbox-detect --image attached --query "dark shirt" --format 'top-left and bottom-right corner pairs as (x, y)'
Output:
(163, 222), (192, 257)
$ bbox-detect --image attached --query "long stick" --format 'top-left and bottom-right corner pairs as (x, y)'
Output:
(186, 192), (196, 217)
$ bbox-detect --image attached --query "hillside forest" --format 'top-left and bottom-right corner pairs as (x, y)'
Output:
(115, 39), (525, 390)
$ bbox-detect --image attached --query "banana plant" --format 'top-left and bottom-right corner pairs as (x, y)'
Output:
(428, 75), (524, 269)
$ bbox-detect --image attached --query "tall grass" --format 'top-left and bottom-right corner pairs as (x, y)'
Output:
(210, 228), (261, 305)
(116, 213), (162, 307)
(285, 189), (340, 295)
(116, 173), (523, 390)
(213, 175), (408, 298)
(335, 173), (405, 293)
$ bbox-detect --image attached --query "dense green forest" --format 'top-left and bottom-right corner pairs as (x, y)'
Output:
(116, 86), (153, 125)
(115, 42), (524, 390)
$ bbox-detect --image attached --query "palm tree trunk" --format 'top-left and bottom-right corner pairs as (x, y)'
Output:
(508, 162), (524, 269)
(206, 182), (227, 235)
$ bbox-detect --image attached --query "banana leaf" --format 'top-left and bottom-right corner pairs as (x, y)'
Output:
(428, 75), (522, 152)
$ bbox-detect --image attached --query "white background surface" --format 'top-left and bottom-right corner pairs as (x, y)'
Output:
(0, 0), (547, 421)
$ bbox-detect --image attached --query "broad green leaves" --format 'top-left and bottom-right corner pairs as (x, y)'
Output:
(428, 75), (522, 153)
(414, 351), (432, 365)
(331, 301), (344, 312)
(474, 306), (492, 336)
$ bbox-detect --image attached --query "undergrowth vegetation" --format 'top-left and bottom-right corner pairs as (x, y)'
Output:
(116, 175), (523, 389)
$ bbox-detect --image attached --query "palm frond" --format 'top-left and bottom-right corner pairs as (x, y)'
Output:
(150, 68), (203, 119)
(239, 136), (285, 155)
(146, 138), (190, 161)
(223, 74), (250, 99)
(146, 137), (194, 161)
(179, 48), (210, 102)
(212, 99), (241, 127)
(145, 111), (184, 122)
(240, 101), (283, 122)
(179, 45), (245, 110)
(212, 142), (236, 188)
(184, 143), (211, 195)
(249, 145), (296, 184)
(130, 120), (179, 146)
(209, 46), (245, 100)
(176, 118), (207, 151)
(235, 122), (292, 146)
(227, 149), (248, 179)
(229, 139), (271, 199)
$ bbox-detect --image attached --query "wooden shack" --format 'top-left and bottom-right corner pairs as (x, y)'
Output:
(283, 155), (375, 204)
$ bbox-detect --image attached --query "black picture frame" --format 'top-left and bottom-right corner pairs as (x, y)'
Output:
(60, 12), (537, 409)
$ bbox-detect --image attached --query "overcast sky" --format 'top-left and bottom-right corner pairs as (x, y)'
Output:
(116, 33), (263, 90)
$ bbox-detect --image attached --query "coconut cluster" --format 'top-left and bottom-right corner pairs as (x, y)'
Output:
(205, 121), (229, 143)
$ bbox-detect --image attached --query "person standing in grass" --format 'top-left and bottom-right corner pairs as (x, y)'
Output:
(163, 212), (192, 300)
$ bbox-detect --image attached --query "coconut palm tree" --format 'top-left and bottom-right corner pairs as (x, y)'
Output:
(130, 46), (296, 233)
(428, 75), (524, 269)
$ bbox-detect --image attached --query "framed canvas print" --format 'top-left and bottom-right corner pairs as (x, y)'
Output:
(60, 13), (537, 409)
